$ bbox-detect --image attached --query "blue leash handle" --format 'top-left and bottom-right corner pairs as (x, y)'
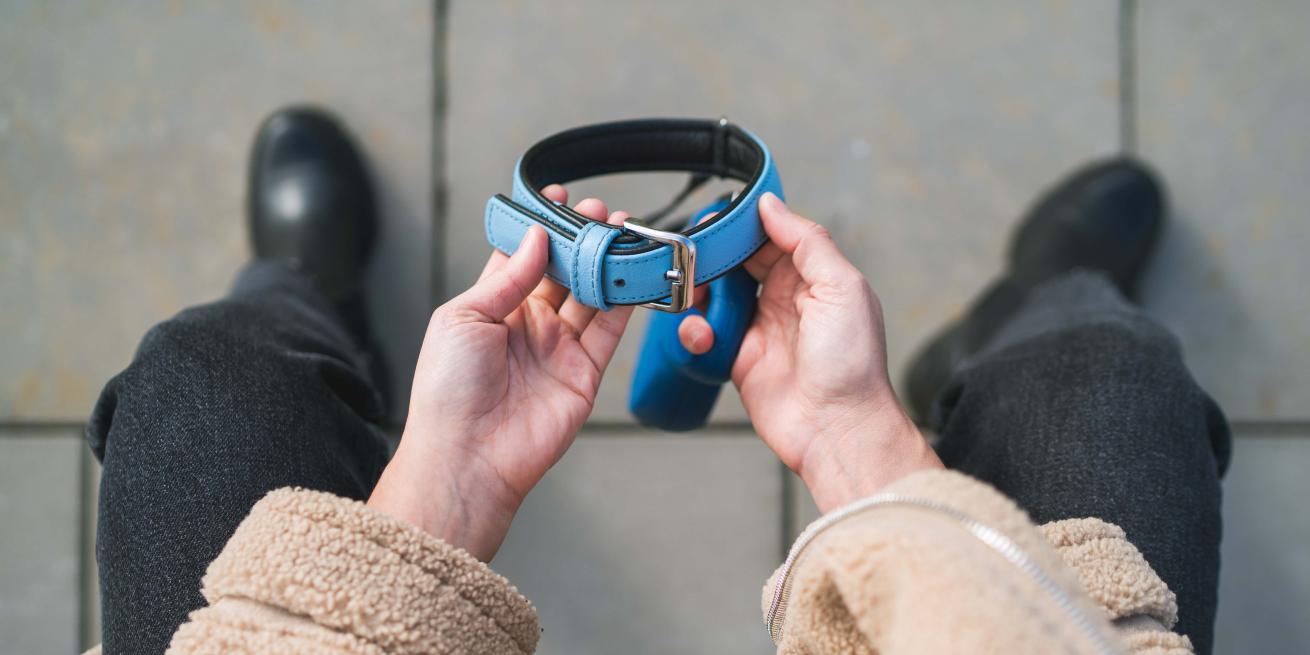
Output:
(629, 198), (762, 431)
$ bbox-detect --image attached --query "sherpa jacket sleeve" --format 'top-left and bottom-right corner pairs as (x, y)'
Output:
(163, 488), (539, 655)
(762, 469), (1195, 655)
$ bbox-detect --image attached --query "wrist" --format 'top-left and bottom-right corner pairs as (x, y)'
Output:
(798, 406), (943, 514)
(367, 437), (521, 561)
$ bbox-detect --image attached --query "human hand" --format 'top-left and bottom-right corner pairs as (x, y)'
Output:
(369, 187), (633, 560)
(679, 193), (941, 513)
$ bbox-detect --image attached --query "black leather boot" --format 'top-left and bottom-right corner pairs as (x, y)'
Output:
(904, 158), (1166, 422)
(247, 106), (388, 401)
(248, 106), (376, 304)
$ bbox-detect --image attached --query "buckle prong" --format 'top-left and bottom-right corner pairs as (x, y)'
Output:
(622, 221), (696, 313)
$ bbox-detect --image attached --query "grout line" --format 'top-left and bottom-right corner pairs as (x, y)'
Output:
(779, 462), (795, 561)
(578, 421), (758, 436)
(77, 446), (93, 649)
(431, 0), (450, 308)
(0, 421), (86, 433)
(3, 420), (1310, 437)
(1118, 0), (1138, 153)
(1228, 421), (1310, 437)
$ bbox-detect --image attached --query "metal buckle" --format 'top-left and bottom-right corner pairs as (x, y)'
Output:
(622, 221), (697, 312)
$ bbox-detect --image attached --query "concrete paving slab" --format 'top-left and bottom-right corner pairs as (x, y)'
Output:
(0, 431), (84, 655)
(0, 1), (432, 423)
(491, 431), (781, 654)
(1214, 434), (1310, 654)
(446, 0), (1121, 423)
(1136, 0), (1310, 420)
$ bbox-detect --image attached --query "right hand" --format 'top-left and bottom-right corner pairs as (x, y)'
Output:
(679, 192), (941, 512)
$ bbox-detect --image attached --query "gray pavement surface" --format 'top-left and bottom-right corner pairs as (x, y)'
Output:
(1, 1), (1306, 653)
(492, 432), (780, 655)
(0, 0), (432, 423)
(0, 432), (83, 655)
(1136, 0), (1310, 421)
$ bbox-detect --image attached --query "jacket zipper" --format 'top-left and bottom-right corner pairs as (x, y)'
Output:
(765, 493), (1121, 655)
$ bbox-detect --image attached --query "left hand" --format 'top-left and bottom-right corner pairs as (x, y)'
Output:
(368, 186), (633, 560)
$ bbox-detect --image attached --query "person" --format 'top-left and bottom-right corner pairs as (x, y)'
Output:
(85, 107), (1229, 655)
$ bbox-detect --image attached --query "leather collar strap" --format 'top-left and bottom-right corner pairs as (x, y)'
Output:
(484, 118), (782, 311)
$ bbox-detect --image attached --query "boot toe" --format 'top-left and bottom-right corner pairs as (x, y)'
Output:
(247, 106), (376, 299)
(1007, 157), (1166, 295)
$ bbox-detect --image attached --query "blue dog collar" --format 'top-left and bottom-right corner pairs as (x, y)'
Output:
(484, 118), (783, 311)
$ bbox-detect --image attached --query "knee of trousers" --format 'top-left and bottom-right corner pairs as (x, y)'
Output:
(89, 304), (255, 458)
(89, 301), (374, 458)
(942, 316), (1222, 452)
(1032, 316), (1192, 389)
(132, 302), (296, 389)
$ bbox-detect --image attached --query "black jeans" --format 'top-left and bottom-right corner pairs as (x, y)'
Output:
(88, 264), (1229, 654)
(932, 270), (1230, 655)
(87, 262), (391, 655)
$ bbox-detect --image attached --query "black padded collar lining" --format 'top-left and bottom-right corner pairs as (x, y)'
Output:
(511, 119), (767, 249)
(519, 118), (764, 189)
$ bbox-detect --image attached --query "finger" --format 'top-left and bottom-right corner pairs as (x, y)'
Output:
(604, 209), (629, 226)
(452, 226), (550, 322)
(478, 187), (564, 283)
(559, 209), (628, 332)
(677, 314), (715, 355)
(690, 212), (718, 303)
(531, 276), (569, 310)
(743, 241), (783, 281)
(541, 184), (568, 205)
(573, 197), (608, 221)
(757, 192), (858, 286)
(580, 304), (635, 371)
(742, 197), (788, 280)
(691, 280), (711, 309)
(532, 195), (608, 309)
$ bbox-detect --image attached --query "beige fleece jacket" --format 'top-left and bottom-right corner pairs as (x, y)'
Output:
(763, 470), (1192, 655)
(172, 488), (538, 654)
(85, 470), (1192, 654)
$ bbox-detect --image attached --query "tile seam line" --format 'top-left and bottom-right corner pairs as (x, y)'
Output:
(3, 420), (1310, 435)
(431, 0), (450, 308)
(1118, 0), (1138, 153)
(0, 421), (86, 432)
(78, 447), (93, 650)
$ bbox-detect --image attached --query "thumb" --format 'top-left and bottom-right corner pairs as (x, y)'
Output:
(677, 313), (715, 355)
(454, 226), (550, 321)
(758, 192), (858, 287)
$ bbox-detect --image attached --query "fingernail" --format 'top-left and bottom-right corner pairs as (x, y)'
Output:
(761, 192), (787, 213)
